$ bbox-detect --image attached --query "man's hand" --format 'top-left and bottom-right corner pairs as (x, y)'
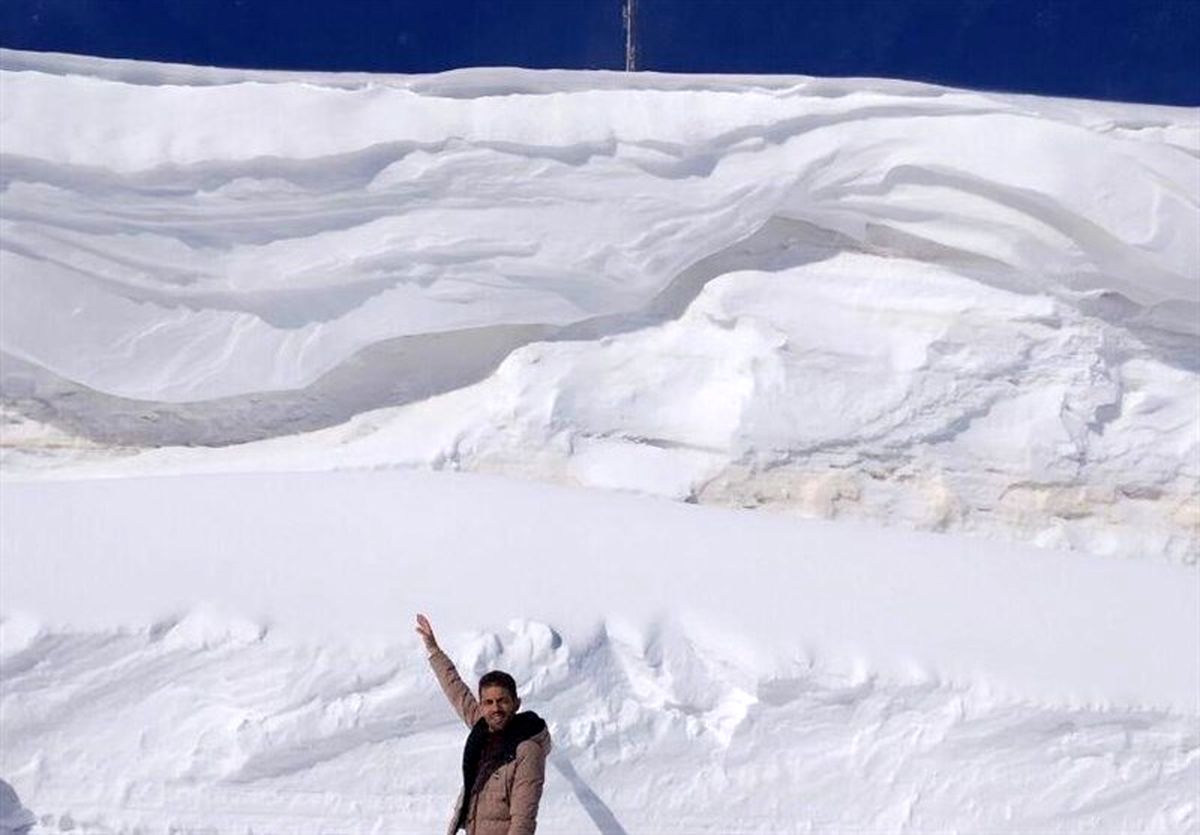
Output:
(416, 613), (440, 653)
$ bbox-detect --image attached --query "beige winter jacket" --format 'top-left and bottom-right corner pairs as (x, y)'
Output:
(429, 649), (551, 835)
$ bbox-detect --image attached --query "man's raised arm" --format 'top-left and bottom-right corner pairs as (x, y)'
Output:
(416, 613), (480, 727)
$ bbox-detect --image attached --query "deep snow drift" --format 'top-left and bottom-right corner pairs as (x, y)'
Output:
(2, 49), (1198, 560)
(1, 50), (1199, 834)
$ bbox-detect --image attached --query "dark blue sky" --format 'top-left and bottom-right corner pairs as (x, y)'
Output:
(2, 0), (1197, 105)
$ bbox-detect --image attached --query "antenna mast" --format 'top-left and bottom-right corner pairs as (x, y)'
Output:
(623, 0), (638, 71)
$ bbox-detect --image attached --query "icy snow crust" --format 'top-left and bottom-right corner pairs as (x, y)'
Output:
(2, 52), (1199, 560)
(1, 51), (1200, 832)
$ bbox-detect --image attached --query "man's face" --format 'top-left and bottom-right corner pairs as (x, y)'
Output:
(480, 685), (519, 732)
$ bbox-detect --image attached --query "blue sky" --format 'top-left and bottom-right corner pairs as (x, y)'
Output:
(2, 0), (1197, 104)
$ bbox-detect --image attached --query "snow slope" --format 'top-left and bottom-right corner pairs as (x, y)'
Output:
(2, 49), (1199, 559)
(1, 50), (1199, 834)
(2, 469), (1197, 833)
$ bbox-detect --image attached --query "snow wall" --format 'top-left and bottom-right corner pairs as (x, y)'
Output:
(2, 49), (1199, 560)
(1, 49), (1199, 834)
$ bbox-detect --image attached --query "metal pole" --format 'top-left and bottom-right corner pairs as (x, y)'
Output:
(624, 0), (638, 72)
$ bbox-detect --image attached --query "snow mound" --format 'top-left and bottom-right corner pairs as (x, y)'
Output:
(3, 54), (1195, 402)
(2, 50), (1198, 834)
(3, 50), (1197, 559)
(4, 469), (1196, 710)
(2, 614), (1195, 834)
(153, 605), (267, 651)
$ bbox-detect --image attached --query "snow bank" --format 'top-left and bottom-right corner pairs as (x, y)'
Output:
(3, 469), (1196, 710)
(2, 469), (1197, 833)
(2, 52), (1195, 401)
(2, 50), (1197, 560)
(2, 49), (1199, 832)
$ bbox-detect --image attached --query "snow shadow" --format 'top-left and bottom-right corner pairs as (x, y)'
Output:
(0, 779), (35, 834)
(0, 217), (838, 446)
(1, 322), (552, 446)
(551, 752), (629, 835)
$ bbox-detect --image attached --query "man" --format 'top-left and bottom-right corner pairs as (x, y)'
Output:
(416, 614), (551, 835)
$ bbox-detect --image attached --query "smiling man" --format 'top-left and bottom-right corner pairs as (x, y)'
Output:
(417, 614), (552, 835)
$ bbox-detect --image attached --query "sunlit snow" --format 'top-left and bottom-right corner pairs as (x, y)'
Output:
(0, 49), (1198, 834)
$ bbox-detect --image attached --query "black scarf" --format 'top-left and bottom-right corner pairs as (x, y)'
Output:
(455, 711), (546, 831)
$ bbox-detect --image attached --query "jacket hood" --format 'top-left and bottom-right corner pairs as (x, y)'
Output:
(502, 710), (547, 745)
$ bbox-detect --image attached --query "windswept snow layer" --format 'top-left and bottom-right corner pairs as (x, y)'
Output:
(1, 51), (1199, 832)
(3, 50), (1197, 559)
(2, 53), (1196, 403)
(2, 469), (1198, 833)
(4, 616), (1197, 834)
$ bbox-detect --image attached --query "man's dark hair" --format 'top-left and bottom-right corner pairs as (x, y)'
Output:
(478, 670), (518, 700)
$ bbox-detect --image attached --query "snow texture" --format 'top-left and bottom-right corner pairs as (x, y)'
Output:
(2, 50), (1199, 560)
(2, 470), (1198, 833)
(1, 50), (1199, 833)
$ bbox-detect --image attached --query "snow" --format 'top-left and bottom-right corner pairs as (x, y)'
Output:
(1, 49), (1199, 833)
(2, 469), (1198, 833)
(3, 50), (1198, 560)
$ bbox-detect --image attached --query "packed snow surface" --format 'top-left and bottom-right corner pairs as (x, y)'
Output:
(1, 50), (1199, 833)
(2, 470), (1198, 833)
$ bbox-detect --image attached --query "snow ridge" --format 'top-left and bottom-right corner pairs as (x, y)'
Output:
(2, 52), (1198, 559)
(3, 615), (1196, 834)
(1, 50), (1199, 834)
